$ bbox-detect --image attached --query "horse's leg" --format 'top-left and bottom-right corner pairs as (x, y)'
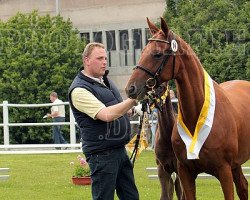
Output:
(158, 164), (174, 200)
(175, 175), (185, 200)
(232, 166), (248, 200)
(217, 164), (234, 200)
(177, 162), (196, 200)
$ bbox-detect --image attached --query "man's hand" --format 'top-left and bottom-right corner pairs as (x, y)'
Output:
(127, 108), (134, 117)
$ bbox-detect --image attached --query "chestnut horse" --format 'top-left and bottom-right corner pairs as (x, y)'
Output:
(125, 18), (250, 200)
(152, 84), (184, 200)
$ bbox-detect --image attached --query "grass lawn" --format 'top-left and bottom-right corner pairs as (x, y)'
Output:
(0, 150), (249, 200)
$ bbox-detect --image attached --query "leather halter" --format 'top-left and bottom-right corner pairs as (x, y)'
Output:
(133, 35), (177, 89)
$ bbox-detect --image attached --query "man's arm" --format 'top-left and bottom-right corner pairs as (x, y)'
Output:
(71, 88), (137, 122)
(96, 98), (136, 122)
(47, 111), (59, 118)
(47, 105), (59, 118)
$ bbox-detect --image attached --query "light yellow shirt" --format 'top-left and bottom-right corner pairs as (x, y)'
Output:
(71, 87), (105, 119)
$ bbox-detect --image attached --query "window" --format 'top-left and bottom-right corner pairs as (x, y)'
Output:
(93, 32), (102, 43)
(145, 28), (151, 44)
(80, 32), (90, 44)
(119, 30), (129, 50)
(133, 29), (142, 49)
(106, 31), (116, 51)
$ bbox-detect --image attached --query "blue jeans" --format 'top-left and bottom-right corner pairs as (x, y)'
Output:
(86, 147), (139, 200)
(52, 117), (67, 144)
(150, 123), (157, 148)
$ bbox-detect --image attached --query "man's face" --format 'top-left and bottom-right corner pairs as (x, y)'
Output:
(170, 90), (175, 99)
(85, 47), (107, 78)
(50, 95), (56, 102)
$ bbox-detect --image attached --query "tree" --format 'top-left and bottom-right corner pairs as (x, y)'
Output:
(0, 11), (85, 144)
(164, 0), (250, 82)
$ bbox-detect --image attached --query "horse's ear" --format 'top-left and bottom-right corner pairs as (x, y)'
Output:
(147, 17), (159, 35)
(160, 17), (169, 36)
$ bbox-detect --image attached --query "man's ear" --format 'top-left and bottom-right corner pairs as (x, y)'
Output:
(147, 17), (159, 35)
(84, 56), (89, 65)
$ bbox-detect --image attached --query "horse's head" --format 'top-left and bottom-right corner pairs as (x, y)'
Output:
(125, 18), (181, 100)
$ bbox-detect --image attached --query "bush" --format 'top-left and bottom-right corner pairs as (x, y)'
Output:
(0, 11), (85, 144)
(164, 0), (250, 82)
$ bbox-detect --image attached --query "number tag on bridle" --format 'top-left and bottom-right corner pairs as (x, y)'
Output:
(171, 40), (178, 53)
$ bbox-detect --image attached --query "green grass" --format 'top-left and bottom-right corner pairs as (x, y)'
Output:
(0, 151), (249, 200)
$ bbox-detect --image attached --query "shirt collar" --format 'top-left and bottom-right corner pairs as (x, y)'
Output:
(81, 70), (105, 85)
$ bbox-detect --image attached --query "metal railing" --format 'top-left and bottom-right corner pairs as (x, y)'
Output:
(146, 167), (250, 179)
(0, 99), (177, 154)
(0, 101), (76, 146)
(0, 168), (9, 180)
(0, 100), (144, 154)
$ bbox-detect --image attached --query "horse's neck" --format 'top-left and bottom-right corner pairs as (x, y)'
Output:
(157, 96), (176, 142)
(176, 54), (205, 134)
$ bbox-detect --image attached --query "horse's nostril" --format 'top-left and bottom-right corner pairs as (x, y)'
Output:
(128, 85), (136, 94)
(129, 85), (135, 93)
(128, 85), (135, 93)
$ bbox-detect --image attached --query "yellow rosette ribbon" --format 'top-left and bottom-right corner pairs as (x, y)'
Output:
(177, 69), (216, 159)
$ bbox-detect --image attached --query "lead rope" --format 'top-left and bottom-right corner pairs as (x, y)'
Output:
(129, 83), (169, 167)
(130, 101), (148, 167)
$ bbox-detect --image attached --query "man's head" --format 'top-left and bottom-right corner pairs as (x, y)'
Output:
(50, 91), (58, 102)
(82, 42), (107, 78)
(170, 90), (175, 99)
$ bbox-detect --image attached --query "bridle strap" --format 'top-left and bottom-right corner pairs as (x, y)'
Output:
(171, 34), (177, 79)
(133, 32), (177, 91)
(154, 49), (173, 77)
(172, 53), (176, 80)
(134, 48), (173, 79)
(134, 65), (155, 77)
(148, 38), (170, 44)
(134, 49), (172, 89)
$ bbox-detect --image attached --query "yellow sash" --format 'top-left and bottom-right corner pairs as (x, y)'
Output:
(177, 69), (216, 159)
(126, 112), (149, 158)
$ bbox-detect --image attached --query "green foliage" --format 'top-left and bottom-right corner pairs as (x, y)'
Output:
(164, 0), (250, 83)
(73, 164), (90, 177)
(0, 11), (85, 144)
(71, 155), (90, 177)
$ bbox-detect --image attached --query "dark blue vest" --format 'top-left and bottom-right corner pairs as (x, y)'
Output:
(68, 71), (131, 155)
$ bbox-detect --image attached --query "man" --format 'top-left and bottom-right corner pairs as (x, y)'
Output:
(68, 42), (139, 200)
(47, 92), (67, 146)
(170, 89), (178, 113)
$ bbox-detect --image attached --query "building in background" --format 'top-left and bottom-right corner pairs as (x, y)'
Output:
(0, 0), (165, 97)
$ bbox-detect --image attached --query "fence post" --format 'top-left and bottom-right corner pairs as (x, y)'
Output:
(3, 101), (9, 145)
(69, 107), (76, 144)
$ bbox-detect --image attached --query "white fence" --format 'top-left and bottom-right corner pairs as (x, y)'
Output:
(0, 100), (142, 154)
(0, 168), (10, 180)
(0, 101), (77, 145)
(146, 167), (250, 179)
(0, 101), (81, 154)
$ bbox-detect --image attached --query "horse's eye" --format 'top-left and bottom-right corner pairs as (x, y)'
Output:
(153, 53), (163, 59)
